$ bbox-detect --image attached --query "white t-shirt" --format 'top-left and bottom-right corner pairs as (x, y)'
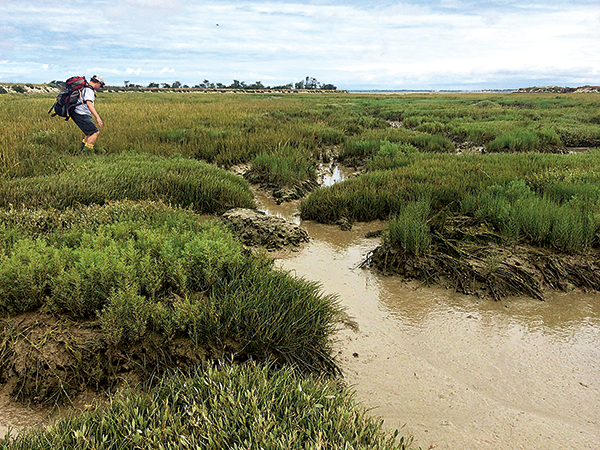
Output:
(73, 86), (95, 115)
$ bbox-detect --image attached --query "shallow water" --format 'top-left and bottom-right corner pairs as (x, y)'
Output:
(272, 214), (600, 450)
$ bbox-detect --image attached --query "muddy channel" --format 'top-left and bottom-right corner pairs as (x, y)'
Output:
(255, 185), (600, 450)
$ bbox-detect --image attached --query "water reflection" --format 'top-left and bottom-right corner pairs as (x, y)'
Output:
(319, 163), (350, 187)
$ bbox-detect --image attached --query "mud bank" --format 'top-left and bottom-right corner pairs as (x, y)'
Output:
(366, 231), (600, 302)
(259, 191), (600, 449)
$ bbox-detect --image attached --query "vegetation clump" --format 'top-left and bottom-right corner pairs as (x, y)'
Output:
(0, 152), (254, 213)
(363, 179), (600, 301)
(243, 143), (319, 200)
(0, 201), (341, 403)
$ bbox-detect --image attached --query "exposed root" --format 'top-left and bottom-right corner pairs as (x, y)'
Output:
(364, 231), (600, 301)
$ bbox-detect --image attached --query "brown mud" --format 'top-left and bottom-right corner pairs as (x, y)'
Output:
(221, 208), (309, 251)
(0, 311), (212, 425)
(243, 167), (318, 204)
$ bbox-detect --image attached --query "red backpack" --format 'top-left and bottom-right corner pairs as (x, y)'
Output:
(48, 76), (89, 121)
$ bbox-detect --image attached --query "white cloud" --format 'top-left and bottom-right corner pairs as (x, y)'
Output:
(0, 1), (598, 89)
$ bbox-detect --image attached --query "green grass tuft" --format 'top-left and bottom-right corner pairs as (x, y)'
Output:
(0, 202), (342, 376)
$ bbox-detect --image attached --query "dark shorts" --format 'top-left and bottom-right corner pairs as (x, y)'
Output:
(71, 112), (99, 136)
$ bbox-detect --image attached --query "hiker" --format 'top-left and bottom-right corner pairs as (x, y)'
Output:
(71, 75), (105, 151)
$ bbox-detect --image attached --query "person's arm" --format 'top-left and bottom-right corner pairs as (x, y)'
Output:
(86, 100), (103, 128)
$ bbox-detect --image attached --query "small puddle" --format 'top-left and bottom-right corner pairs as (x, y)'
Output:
(252, 163), (354, 224)
(253, 189), (302, 225)
(318, 162), (352, 187)
(260, 193), (600, 450)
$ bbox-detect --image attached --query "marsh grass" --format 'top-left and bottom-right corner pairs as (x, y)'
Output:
(486, 128), (562, 153)
(303, 150), (600, 253)
(2, 91), (599, 184)
(249, 143), (317, 187)
(1, 363), (411, 450)
(475, 180), (599, 251)
(386, 200), (431, 256)
(368, 141), (419, 171)
(339, 130), (453, 163)
(0, 152), (255, 213)
(0, 201), (341, 375)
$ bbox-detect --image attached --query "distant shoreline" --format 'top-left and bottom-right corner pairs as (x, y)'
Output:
(347, 89), (515, 94)
(2, 83), (599, 95)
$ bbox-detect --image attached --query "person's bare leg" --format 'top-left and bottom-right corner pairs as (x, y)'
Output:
(84, 131), (100, 146)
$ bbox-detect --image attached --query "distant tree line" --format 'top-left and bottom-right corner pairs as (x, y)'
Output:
(128, 76), (337, 90)
(48, 76), (337, 91)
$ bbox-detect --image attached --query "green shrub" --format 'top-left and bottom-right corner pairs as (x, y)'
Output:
(100, 282), (151, 345)
(0, 202), (342, 373)
(0, 203), (244, 318)
(0, 239), (61, 313)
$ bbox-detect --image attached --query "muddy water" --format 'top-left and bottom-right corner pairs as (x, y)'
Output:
(264, 198), (600, 449)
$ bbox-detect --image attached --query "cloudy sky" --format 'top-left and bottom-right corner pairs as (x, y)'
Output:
(1, 0), (599, 90)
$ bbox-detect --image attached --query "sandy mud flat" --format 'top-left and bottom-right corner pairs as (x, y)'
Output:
(274, 218), (600, 450)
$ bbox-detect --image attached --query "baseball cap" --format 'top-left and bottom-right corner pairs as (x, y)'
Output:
(91, 75), (105, 87)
